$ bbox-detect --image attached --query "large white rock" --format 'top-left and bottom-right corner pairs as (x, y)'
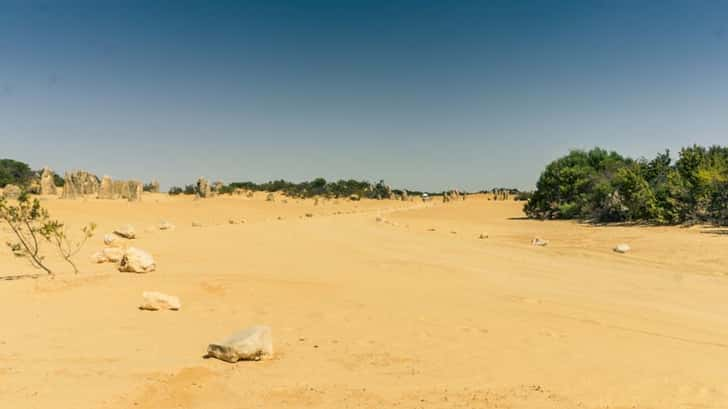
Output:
(614, 243), (631, 254)
(139, 291), (180, 311)
(119, 247), (155, 273)
(207, 326), (273, 363)
(114, 225), (136, 239)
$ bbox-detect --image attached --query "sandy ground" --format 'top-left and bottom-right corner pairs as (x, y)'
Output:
(2, 193), (728, 408)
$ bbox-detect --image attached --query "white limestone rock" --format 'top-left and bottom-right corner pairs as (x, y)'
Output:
(207, 326), (273, 363)
(119, 247), (155, 273)
(103, 247), (125, 263)
(531, 238), (548, 247)
(614, 243), (631, 254)
(139, 291), (180, 311)
(114, 225), (136, 239)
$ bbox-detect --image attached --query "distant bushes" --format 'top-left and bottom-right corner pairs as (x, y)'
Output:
(168, 177), (430, 199)
(0, 159), (34, 188)
(525, 146), (728, 225)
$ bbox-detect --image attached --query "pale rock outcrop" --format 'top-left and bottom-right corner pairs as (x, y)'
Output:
(139, 291), (180, 311)
(114, 225), (136, 239)
(2, 184), (22, 199)
(614, 243), (631, 254)
(61, 170), (100, 199)
(266, 192), (275, 202)
(212, 181), (224, 193)
(112, 180), (127, 199)
(98, 176), (114, 199)
(531, 238), (549, 247)
(40, 167), (57, 195)
(197, 177), (211, 198)
(119, 247), (155, 273)
(206, 326), (273, 363)
(129, 181), (142, 202)
(149, 180), (160, 193)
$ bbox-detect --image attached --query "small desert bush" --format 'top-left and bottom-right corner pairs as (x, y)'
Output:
(0, 196), (95, 276)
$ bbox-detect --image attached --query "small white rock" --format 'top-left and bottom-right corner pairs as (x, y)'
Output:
(103, 234), (117, 246)
(90, 251), (108, 264)
(159, 221), (175, 230)
(113, 225), (136, 239)
(139, 291), (180, 311)
(614, 243), (631, 254)
(531, 238), (548, 246)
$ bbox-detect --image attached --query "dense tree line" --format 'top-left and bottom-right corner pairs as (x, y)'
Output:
(525, 146), (728, 224)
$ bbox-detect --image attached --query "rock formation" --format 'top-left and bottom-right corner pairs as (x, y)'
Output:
(61, 170), (99, 199)
(98, 176), (114, 199)
(2, 184), (22, 199)
(39, 168), (57, 195)
(197, 177), (211, 198)
(148, 180), (160, 193)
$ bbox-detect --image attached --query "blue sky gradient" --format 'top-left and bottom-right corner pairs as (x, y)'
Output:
(1, 1), (727, 191)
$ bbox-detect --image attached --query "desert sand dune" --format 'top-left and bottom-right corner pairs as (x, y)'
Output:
(2, 193), (728, 408)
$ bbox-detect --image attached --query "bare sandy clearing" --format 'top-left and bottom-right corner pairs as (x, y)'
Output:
(2, 194), (727, 408)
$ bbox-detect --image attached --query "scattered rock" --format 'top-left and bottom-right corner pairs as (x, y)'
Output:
(114, 225), (136, 239)
(2, 184), (22, 200)
(119, 247), (156, 273)
(103, 247), (125, 263)
(159, 221), (175, 230)
(266, 193), (275, 202)
(614, 243), (631, 254)
(90, 251), (108, 263)
(207, 326), (273, 363)
(192, 221), (204, 227)
(531, 238), (548, 247)
(375, 216), (384, 222)
(103, 234), (117, 246)
(228, 219), (238, 225)
(479, 233), (489, 239)
(349, 194), (360, 201)
(139, 291), (180, 311)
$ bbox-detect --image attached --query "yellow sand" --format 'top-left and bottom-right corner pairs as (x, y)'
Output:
(2, 193), (727, 408)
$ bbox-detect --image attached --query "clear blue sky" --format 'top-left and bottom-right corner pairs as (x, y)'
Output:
(1, 1), (727, 191)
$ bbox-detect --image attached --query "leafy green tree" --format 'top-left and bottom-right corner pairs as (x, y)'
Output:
(0, 159), (34, 187)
